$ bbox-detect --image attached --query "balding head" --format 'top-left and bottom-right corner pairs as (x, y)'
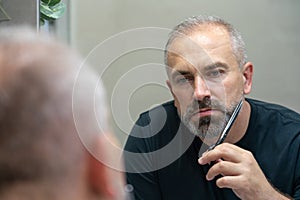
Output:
(0, 27), (124, 200)
(165, 16), (247, 69)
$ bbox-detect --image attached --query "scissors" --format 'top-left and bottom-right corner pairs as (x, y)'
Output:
(207, 99), (243, 151)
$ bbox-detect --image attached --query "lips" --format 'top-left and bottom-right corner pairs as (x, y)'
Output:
(192, 108), (213, 118)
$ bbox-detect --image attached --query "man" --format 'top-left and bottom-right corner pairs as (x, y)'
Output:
(124, 16), (300, 199)
(0, 27), (126, 200)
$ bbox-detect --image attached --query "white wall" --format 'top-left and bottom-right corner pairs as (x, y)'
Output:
(70, 0), (300, 144)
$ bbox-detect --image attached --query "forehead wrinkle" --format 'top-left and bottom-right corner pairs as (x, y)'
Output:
(168, 55), (198, 76)
(203, 62), (230, 70)
(168, 50), (213, 70)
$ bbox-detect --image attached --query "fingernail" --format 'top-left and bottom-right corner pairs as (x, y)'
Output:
(198, 157), (204, 164)
(206, 175), (213, 181)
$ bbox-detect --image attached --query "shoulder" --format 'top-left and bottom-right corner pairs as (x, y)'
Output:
(124, 101), (180, 172)
(245, 98), (300, 150)
(136, 100), (178, 126)
(247, 98), (300, 123)
(125, 100), (179, 150)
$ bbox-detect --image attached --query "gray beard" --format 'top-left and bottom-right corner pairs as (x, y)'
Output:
(179, 100), (237, 142)
(182, 113), (229, 141)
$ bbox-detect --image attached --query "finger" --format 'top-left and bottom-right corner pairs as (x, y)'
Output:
(206, 160), (241, 181)
(215, 175), (244, 189)
(198, 145), (234, 164)
(199, 143), (246, 164)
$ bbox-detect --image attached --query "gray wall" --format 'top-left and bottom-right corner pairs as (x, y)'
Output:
(70, 0), (300, 145)
(0, 0), (39, 29)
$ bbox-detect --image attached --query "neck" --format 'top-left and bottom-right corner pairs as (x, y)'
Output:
(225, 99), (251, 144)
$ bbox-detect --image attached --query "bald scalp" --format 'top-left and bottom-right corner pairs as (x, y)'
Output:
(0, 29), (86, 188)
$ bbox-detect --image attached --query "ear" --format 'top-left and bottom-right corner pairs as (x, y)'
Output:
(166, 80), (180, 109)
(242, 62), (253, 95)
(88, 148), (114, 199)
(88, 133), (125, 199)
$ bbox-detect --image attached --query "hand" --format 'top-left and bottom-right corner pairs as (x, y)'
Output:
(198, 143), (291, 200)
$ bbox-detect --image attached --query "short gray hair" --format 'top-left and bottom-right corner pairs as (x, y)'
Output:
(165, 15), (247, 68)
(0, 27), (109, 190)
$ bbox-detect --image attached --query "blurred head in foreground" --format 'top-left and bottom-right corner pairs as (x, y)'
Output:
(0, 27), (125, 200)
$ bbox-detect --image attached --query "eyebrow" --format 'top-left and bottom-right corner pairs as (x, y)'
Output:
(170, 62), (230, 79)
(203, 62), (230, 71)
(170, 69), (193, 80)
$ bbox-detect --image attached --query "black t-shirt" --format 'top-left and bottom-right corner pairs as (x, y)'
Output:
(124, 99), (300, 200)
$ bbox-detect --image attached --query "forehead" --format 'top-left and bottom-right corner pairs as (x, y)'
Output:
(166, 25), (237, 72)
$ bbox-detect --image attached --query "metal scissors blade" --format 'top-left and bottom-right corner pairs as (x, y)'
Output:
(207, 99), (243, 151)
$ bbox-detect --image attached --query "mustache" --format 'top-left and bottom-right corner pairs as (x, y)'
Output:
(189, 97), (226, 112)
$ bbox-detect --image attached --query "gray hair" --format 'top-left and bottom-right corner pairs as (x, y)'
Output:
(164, 15), (247, 68)
(0, 27), (109, 190)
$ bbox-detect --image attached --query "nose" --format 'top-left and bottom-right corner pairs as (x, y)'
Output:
(193, 76), (211, 101)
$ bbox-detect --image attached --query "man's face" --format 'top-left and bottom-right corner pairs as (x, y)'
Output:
(166, 25), (246, 144)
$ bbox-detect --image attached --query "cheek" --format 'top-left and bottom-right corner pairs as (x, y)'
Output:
(172, 90), (193, 111)
(209, 84), (226, 99)
(222, 76), (244, 101)
(205, 80), (227, 100)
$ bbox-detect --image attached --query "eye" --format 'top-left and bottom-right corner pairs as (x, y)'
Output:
(174, 75), (194, 85)
(205, 69), (225, 80)
(207, 70), (220, 77)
